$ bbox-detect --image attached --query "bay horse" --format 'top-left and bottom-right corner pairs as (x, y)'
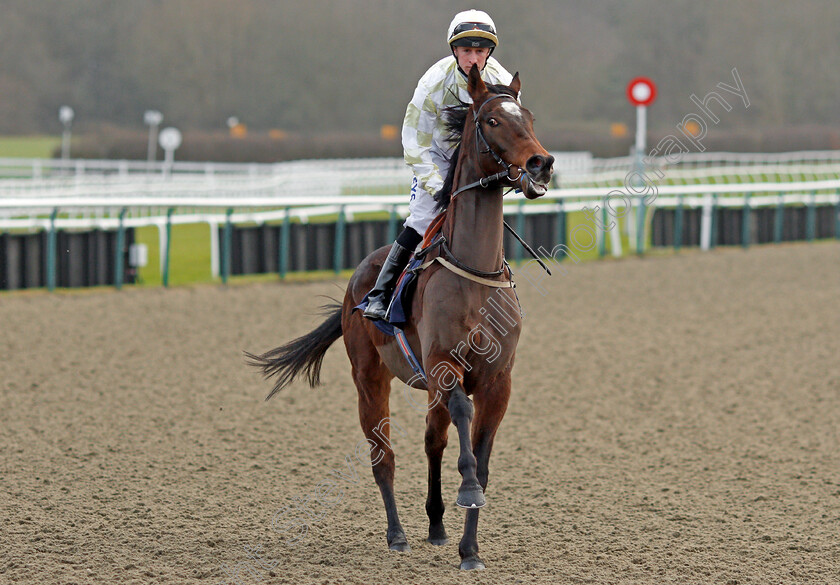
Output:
(247, 65), (553, 570)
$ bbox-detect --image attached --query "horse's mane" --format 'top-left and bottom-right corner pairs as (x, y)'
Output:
(433, 83), (518, 212)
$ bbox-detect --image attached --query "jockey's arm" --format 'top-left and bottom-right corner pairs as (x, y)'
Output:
(402, 82), (445, 198)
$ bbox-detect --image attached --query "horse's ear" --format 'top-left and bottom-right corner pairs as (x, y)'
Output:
(509, 72), (521, 96)
(467, 64), (487, 101)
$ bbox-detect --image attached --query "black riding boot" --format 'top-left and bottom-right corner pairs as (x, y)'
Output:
(363, 241), (414, 321)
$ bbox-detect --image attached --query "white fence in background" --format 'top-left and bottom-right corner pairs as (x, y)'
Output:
(3, 149), (840, 179)
(1, 150), (838, 282)
(2, 150), (840, 210)
(2, 177), (838, 278)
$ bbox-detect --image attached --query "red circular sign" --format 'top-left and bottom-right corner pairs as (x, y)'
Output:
(626, 77), (657, 106)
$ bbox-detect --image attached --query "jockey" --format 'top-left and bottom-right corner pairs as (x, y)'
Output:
(364, 9), (514, 321)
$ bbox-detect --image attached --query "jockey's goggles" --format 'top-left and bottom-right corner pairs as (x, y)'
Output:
(449, 22), (498, 48)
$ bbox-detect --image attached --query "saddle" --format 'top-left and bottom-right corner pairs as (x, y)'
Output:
(354, 213), (448, 337)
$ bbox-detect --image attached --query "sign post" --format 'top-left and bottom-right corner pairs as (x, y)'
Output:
(158, 127), (183, 178)
(626, 77), (657, 254)
(626, 77), (657, 163)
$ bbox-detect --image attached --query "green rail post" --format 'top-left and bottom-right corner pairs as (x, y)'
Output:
(334, 205), (346, 274)
(162, 208), (174, 287)
(674, 196), (684, 251)
(279, 207), (290, 279)
(774, 192), (785, 244)
(806, 191), (816, 242)
(46, 208), (58, 291)
(222, 208), (233, 284)
(835, 189), (840, 240)
(710, 194), (718, 249)
(516, 199), (525, 263)
(387, 205), (398, 242)
(598, 205), (607, 258)
(636, 195), (646, 255)
(741, 192), (751, 248)
(114, 208), (127, 290)
(556, 200), (566, 256)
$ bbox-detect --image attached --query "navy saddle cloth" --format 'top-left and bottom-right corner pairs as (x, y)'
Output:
(354, 256), (424, 337)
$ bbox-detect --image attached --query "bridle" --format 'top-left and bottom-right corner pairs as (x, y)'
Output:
(439, 92), (554, 280)
(450, 93), (527, 199)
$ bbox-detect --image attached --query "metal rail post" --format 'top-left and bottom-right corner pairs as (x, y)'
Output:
(279, 207), (290, 279)
(115, 208), (127, 290)
(636, 195), (646, 255)
(598, 205), (607, 258)
(674, 196), (684, 251)
(835, 189), (840, 240)
(162, 208), (174, 287)
(46, 209), (58, 291)
(334, 205), (346, 274)
(774, 193), (785, 244)
(222, 208), (233, 283)
(709, 194), (718, 249)
(387, 205), (398, 243)
(556, 200), (566, 254)
(806, 191), (816, 241)
(741, 192), (751, 248)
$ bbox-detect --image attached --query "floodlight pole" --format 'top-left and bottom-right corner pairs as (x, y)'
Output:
(61, 126), (71, 162)
(144, 110), (164, 171)
(59, 106), (74, 168)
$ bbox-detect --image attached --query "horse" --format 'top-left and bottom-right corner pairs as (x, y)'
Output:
(247, 64), (554, 570)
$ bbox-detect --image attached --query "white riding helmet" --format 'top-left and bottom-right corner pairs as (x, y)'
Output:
(447, 9), (499, 49)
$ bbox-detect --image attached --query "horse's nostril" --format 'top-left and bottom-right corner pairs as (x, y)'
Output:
(526, 155), (547, 176)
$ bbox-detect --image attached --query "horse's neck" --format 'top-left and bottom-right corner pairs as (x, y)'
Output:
(444, 146), (505, 273)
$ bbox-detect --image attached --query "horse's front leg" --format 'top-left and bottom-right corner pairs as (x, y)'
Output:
(447, 383), (486, 509)
(458, 373), (511, 570)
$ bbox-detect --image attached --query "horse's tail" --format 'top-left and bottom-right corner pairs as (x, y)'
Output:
(245, 302), (343, 401)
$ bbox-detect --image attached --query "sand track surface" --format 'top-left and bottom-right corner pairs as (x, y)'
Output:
(1, 242), (839, 584)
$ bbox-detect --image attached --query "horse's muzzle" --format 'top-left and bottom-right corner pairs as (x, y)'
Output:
(522, 154), (554, 199)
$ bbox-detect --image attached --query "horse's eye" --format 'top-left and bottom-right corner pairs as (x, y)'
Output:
(487, 118), (499, 127)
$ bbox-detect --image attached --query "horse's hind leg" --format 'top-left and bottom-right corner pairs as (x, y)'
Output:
(424, 394), (450, 545)
(458, 375), (512, 571)
(348, 343), (409, 551)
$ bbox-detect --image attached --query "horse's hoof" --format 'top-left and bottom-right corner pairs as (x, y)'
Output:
(460, 556), (486, 571)
(427, 524), (448, 545)
(456, 487), (486, 509)
(388, 534), (410, 552)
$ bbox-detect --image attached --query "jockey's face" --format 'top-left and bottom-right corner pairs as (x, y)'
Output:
(453, 46), (491, 74)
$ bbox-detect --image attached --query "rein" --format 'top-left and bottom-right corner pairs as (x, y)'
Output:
(440, 237), (504, 278)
